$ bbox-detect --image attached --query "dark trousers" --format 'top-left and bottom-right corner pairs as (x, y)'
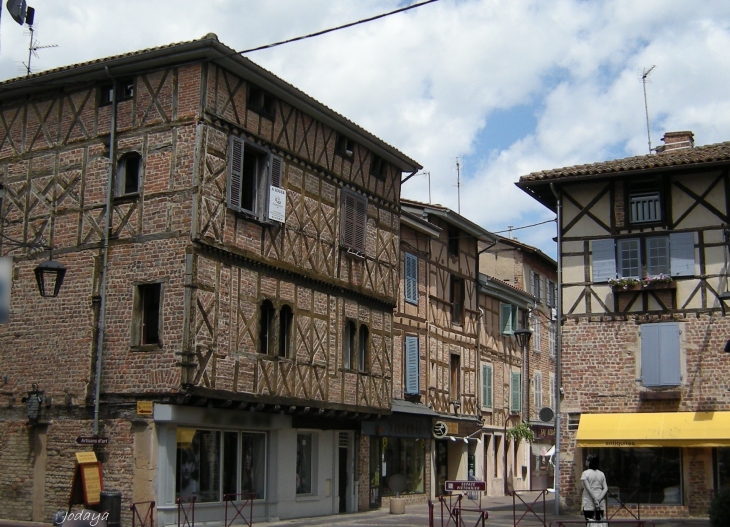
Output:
(583, 509), (604, 521)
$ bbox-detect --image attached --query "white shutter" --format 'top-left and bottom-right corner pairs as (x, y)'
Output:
(670, 232), (695, 277)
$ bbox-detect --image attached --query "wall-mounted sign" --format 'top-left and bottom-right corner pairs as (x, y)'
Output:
(433, 420), (448, 439)
(137, 401), (153, 415)
(268, 187), (287, 223)
(445, 480), (486, 492)
(76, 436), (109, 445)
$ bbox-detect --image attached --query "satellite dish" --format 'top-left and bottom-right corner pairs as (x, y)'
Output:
(6, 0), (27, 25)
(539, 407), (554, 423)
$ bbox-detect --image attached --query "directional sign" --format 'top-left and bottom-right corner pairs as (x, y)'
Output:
(76, 436), (109, 445)
(445, 480), (486, 492)
(433, 420), (448, 439)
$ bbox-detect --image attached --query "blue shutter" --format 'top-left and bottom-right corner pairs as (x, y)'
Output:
(501, 303), (513, 335)
(641, 322), (681, 386)
(670, 232), (695, 277)
(591, 239), (616, 282)
(510, 372), (521, 413)
(405, 253), (418, 304)
(482, 364), (492, 408)
(404, 336), (419, 394)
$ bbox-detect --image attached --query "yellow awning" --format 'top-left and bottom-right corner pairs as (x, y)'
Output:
(576, 412), (730, 447)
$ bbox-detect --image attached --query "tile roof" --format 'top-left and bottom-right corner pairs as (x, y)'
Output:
(519, 140), (730, 183)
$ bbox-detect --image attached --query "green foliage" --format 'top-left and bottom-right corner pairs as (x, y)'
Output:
(505, 422), (535, 442)
(709, 488), (730, 527)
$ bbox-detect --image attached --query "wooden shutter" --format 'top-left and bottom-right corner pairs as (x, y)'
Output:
(591, 239), (616, 282)
(270, 154), (283, 188)
(510, 372), (521, 413)
(354, 194), (366, 252)
(641, 322), (681, 386)
(534, 371), (543, 408)
(482, 364), (492, 408)
(669, 232), (695, 276)
(226, 135), (245, 211)
(405, 253), (418, 304)
(404, 336), (419, 395)
(501, 303), (513, 335)
(341, 188), (367, 252)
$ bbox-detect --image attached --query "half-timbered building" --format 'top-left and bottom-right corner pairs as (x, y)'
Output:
(0, 34), (420, 524)
(518, 131), (730, 518)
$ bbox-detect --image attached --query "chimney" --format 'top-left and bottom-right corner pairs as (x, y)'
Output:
(656, 131), (694, 153)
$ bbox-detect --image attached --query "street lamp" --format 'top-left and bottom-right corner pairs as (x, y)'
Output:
(513, 328), (532, 420)
(513, 328), (532, 349)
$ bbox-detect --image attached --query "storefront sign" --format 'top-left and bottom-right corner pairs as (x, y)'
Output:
(76, 436), (109, 445)
(69, 453), (104, 507)
(445, 480), (486, 491)
(433, 420), (448, 439)
(361, 414), (431, 438)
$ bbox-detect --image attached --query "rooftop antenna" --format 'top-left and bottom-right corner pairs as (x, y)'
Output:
(420, 171), (431, 204)
(640, 65), (656, 154)
(455, 157), (461, 214)
(6, 1), (56, 76)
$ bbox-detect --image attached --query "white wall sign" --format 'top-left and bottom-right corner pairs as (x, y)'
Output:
(268, 187), (287, 223)
(0, 257), (11, 324)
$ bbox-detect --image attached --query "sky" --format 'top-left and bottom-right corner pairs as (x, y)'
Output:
(1, 0), (729, 258)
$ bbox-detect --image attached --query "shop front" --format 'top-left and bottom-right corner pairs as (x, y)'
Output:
(576, 411), (730, 516)
(432, 417), (482, 496)
(530, 424), (555, 490)
(361, 402), (435, 508)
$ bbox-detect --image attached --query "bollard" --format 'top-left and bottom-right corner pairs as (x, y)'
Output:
(99, 490), (122, 527)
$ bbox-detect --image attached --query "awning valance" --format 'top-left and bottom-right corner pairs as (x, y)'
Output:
(576, 412), (730, 448)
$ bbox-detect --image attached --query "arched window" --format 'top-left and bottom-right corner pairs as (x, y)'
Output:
(359, 325), (369, 372)
(343, 320), (356, 369)
(116, 152), (141, 196)
(258, 300), (275, 355)
(279, 305), (293, 358)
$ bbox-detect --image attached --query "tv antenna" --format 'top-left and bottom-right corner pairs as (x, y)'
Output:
(455, 157), (461, 214)
(640, 65), (656, 154)
(6, 1), (57, 76)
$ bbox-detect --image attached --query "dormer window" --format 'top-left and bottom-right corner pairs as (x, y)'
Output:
(100, 78), (134, 106)
(628, 179), (662, 224)
(336, 134), (355, 160)
(248, 85), (276, 120)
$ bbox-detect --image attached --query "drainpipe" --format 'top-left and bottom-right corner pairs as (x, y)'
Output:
(550, 183), (563, 515)
(92, 69), (116, 436)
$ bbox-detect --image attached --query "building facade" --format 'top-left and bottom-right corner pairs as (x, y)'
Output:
(0, 35), (420, 524)
(518, 131), (730, 518)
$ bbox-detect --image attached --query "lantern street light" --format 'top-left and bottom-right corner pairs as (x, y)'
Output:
(34, 259), (66, 297)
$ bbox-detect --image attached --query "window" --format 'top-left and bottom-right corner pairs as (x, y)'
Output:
(450, 275), (464, 325)
(370, 154), (386, 180)
(591, 233), (695, 282)
(532, 272), (541, 302)
(343, 320), (356, 369)
(132, 283), (161, 347)
(340, 188), (367, 252)
(510, 371), (521, 413)
(549, 322), (556, 359)
(448, 226), (459, 257)
(296, 433), (314, 494)
(530, 314), (541, 352)
(247, 85), (276, 120)
(176, 429), (267, 503)
(100, 78), (134, 106)
(481, 364), (493, 409)
(358, 325), (369, 372)
(404, 336), (419, 395)
(380, 438), (425, 495)
(547, 280), (556, 308)
(641, 322), (681, 387)
(534, 371), (543, 409)
(258, 300), (275, 355)
(450, 354), (461, 403)
(404, 253), (418, 305)
(629, 179), (662, 224)
(226, 135), (283, 222)
(116, 152), (141, 196)
(500, 303), (519, 335)
(336, 134), (355, 160)
(549, 372), (556, 410)
(279, 305), (293, 358)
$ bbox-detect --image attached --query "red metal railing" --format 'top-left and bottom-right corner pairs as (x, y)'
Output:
(512, 489), (548, 527)
(130, 500), (155, 527)
(223, 493), (256, 527)
(427, 494), (487, 527)
(176, 497), (195, 527)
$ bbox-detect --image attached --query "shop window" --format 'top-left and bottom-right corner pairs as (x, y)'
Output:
(359, 325), (370, 372)
(510, 371), (521, 413)
(177, 428), (266, 502)
(340, 188), (367, 253)
(296, 433), (314, 494)
(258, 300), (275, 355)
(343, 320), (356, 369)
(404, 335), (419, 395)
(450, 354), (461, 403)
(641, 322), (681, 387)
(716, 448), (730, 491)
(500, 303), (518, 335)
(587, 446), (681, 504)
(278, 305), (293, 358)
(132, 282), (161, 348)
(381, 437), (426, 496)
(450, 275), (464, 325)
(481, 364), (492, 409)
(404, 252), (418, 304)
(116, 152), (141, 197)
(247, 85), (276, 120)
